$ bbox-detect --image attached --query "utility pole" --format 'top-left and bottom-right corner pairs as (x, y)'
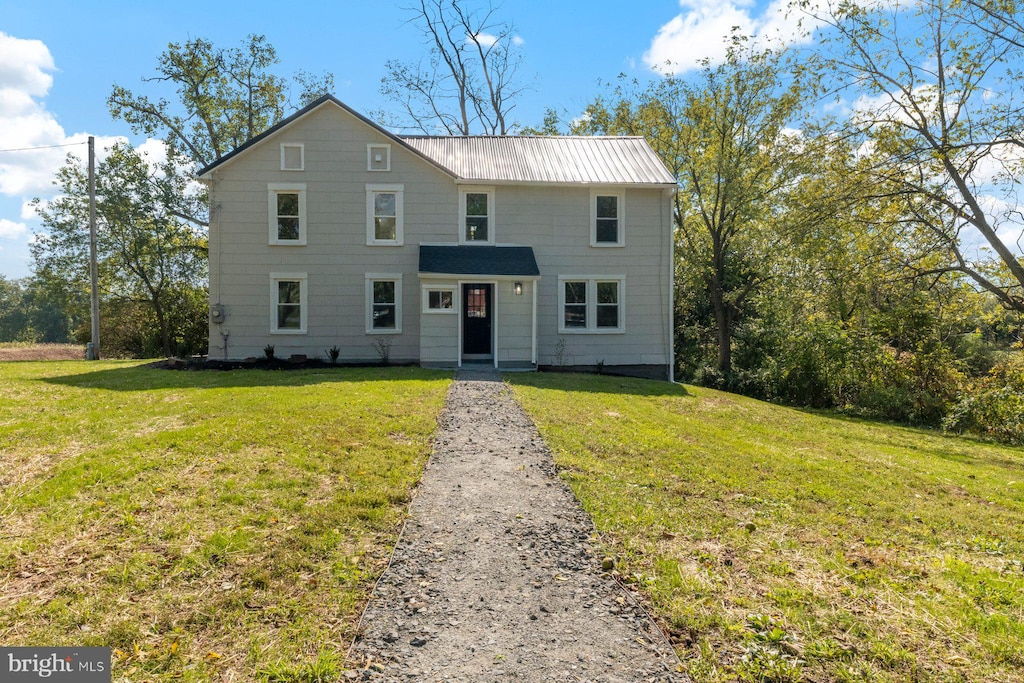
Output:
(87, 136), (100, 360)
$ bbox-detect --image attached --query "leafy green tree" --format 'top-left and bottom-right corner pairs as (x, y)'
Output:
(810, 0), (1024, 312)
(32, 143), (207, 357)
(581, 42), (809, 375)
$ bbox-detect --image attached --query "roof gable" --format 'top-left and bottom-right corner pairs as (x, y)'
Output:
(196, 95), (456, 179)
(196, 95), (676, 187)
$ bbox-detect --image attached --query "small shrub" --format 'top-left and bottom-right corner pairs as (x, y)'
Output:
(263, 344), (275, 360)
(371, 337), (391, 365)
(325, 345), (341, 366)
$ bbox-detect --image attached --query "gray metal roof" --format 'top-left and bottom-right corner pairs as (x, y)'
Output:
(419, 245), (540, 277)
(401, 136), (677, 186)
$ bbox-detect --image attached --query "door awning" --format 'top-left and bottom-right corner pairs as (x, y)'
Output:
(419, 245), (540, 277)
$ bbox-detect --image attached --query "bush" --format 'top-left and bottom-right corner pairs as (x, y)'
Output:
(945, 353), (1024, 444)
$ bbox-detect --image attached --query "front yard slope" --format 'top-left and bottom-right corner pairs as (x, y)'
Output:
(0, 361), (450, 682)
(508, 373), (1024, 683)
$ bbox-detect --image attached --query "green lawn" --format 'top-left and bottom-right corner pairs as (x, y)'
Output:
(508, 373), (1024, 683)
(0, 361), (451, 682)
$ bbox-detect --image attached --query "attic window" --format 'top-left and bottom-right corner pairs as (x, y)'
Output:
(280, 144), (304, 171)
(368, 144), (391, 172)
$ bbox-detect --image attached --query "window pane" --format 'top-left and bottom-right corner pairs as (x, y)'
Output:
(375, 216), (397, 240)
(373, 304), (396, 328)
(277, 193), (299, 216)
(564, 304), (586, 328)
(597, 304), (618, 328)
(373, 281), (395, 304)
(597, 282), (618, 304)
(595, 218), (618, 243)
(564, 281), (586, 304)
(278, 280), (301, 304)
(278, 217), (300, 240)
(278, 304), (301, 329)
(374, 192), (396, 216)
(429, 290), (452, 309)
(596, 195), (617, 218)
(465, 216), (488, 241)
(466, 193), (488, 216)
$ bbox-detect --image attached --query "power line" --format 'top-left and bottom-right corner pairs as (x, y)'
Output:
(0, 141), (89, 153)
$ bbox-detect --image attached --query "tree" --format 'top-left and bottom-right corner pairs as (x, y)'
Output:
(810, 0), (1024, 312)
(582, 43), (809, 375)
(382, 0), (527, 134)
(32, 143), (207, 357)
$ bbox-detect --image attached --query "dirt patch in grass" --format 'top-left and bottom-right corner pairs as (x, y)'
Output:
(510, 372), (1024, 683)
(0, 343), (85, 361)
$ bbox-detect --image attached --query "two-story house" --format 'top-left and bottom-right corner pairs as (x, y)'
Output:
(198, 95), (677, 379)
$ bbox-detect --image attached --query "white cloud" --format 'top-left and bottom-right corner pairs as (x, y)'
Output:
(644, 0), (820, 74)
(0, 217), (27, 240)
(512, 35), (525, 46)
(0, 32), (124, 198)
(470, 32), (499, 48)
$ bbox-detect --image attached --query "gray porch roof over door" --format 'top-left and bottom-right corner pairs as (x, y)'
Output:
(418, 245), (541, 277)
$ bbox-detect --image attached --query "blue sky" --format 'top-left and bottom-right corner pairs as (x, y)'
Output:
(0, 0), (828, 278)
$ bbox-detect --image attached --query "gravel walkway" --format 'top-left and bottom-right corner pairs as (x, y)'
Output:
(347, 369), (686, 682)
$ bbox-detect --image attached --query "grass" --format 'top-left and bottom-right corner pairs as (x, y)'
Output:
(0, 360), (451, 682)
(508, 373), (1024, 683)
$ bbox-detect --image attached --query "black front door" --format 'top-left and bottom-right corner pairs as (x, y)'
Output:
(462, 284), (492, 357)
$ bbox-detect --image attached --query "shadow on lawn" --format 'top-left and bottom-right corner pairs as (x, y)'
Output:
(42, 362), (454, 392)
(504, 371), (689, 398)
(41, 361), (688, 396)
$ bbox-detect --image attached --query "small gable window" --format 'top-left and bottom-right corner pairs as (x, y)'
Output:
(368, 144), (391, 172)
(280, 143), (304, 171)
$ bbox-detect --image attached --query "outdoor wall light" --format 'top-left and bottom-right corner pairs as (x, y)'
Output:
(513, 282), (523, 296)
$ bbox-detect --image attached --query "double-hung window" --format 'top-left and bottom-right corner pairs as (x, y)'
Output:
(366, 184), (404, 245)
(270, 273), (307, 334)
(459, 187), (494, 244)
(591, 190), (624, 246)
(366, 274), (403, 333)
(268, 183), (307, 245)
(558, 277), (624, 333)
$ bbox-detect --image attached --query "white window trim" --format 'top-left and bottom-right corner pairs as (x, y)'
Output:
(367, 143), (391, 172)
(280, 143), (304, 171)
(270, 272), (308, 334)
(366, 273), (403, 334)
(459, 186), (495, 245)
(590, 189), (625, 247)
(557, 275), (626, 334)
(366, 184), (404, 246)
(422, 285), (457, 314)
(268, 183), (307, 246)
